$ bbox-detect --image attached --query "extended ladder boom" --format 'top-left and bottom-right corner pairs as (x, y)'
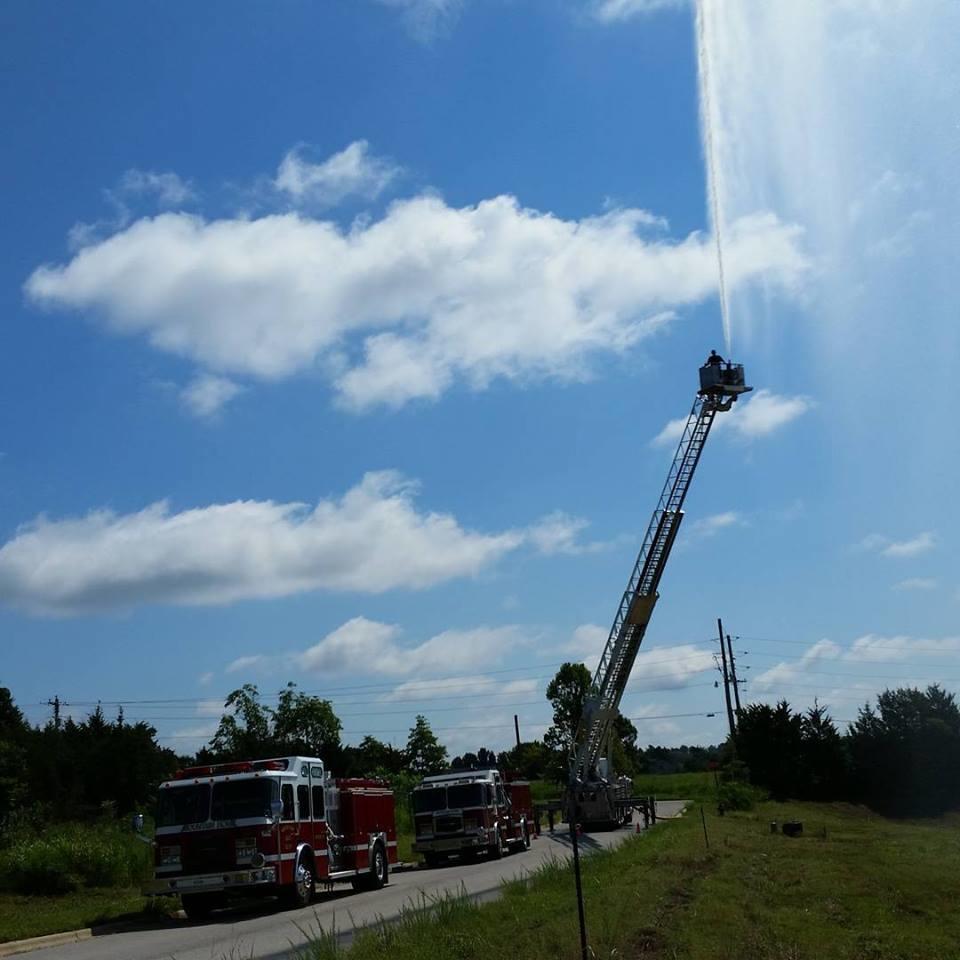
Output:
(571, 361), (750, 784)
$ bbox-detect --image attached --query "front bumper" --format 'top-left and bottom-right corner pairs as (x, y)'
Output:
(413, 834), (488, 853)
(143, 866), (277, 897)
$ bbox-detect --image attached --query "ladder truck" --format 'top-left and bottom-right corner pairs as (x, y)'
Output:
(567, 357), (751, 828)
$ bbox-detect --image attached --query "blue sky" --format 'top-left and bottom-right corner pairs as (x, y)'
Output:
(2, 0), (957, 757)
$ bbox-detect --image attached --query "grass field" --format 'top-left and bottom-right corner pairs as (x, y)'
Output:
(299, 800), (960, 960)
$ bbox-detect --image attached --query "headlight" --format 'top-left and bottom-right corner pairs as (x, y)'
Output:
(235, 839), (258, 862)
(159, 845), (181, 866)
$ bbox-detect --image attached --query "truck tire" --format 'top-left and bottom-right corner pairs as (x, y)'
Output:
(422, 851), (442, 868)
(284, 853), (315, 909)
(522, 821), (531, 850)
(181, 893), (218, 921)
(354, 841), (389, 890)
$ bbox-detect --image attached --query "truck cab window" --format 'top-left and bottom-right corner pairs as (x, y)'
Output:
(281, 783), (295, 821)
(297, 784), (310, 820)
(312, 785), (325, 820)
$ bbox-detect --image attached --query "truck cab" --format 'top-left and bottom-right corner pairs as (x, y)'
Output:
(411, 769), (533, 866)
(144, 756), (397, 919)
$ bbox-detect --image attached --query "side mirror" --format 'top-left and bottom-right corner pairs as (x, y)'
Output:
(131, 813), (144, 834)
(269, 799), (283, 824)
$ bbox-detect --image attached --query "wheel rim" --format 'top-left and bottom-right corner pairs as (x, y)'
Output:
(296, 862), (312, 900)
(376, 849), (385, 881)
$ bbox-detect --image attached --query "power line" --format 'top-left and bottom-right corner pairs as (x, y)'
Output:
(32, 642), (717, 709)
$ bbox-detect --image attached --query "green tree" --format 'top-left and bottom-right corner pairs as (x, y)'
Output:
(0, 688), (29, 822)
(800, 700), (847, 800)
(737, 701), (804, 799)
(543, 662), (591, 779)
(209, 684), (273, 760)
(544, 662), (591, 757)
(404, 715), (447, 776)
(849, 685), (960, 815)
(272, 683), (342, 766)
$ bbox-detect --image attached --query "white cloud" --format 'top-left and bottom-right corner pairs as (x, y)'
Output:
(26, 192), (806, 412)
(119, 169), (195, 207)
(380, 675), (539, 702)
(0, 471), (526, 615)
(592, 0), (686, 23)
(893, 577), (938, 592)
(198, 672), (214, 687)
(526, 511), (609, 556)
(565, 623), (608, 662)
(180, 373), (242, 419)
(653, 389), (813, 446)
(627, 643), (717, 691)
(688, 511), (741, 538)
(857, 531), (937, 559)
(374, 0), (462, 39)
(843, 633), (960, 664)
(565, 627), (715, 690)
(882, 532), (936, 559)
(751, 638), (842, 692)
(298, 616), (529, 677)
(274, 141), (400, 207)
(225, 655), (265, 674)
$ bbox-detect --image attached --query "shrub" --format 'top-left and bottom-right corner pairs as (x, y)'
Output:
(717, 781), (763, 811)
(0, 823), (152, 896)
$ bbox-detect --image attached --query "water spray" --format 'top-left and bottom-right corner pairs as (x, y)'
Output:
(695, 0), (732, 353)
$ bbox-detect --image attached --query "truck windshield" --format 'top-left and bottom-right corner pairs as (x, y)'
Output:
(157, 785), (211, 827)
(211, 778), (279, 820)
(413, 787), (447, 813)
(447, 784), (486, 808)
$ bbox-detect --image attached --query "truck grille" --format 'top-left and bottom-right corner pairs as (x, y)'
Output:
(435, 815), (463, 834)
(182, 836), (234, 874)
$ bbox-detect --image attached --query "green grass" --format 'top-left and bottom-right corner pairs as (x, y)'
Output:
(0, 890), (178, 943)
(298, 801), (960, 960)
(633, 771), (717, 801)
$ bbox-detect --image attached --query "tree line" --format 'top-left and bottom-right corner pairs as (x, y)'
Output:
(3, 668), (958, 828)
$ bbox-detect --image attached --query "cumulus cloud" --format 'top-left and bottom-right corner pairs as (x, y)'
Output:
(843, 633), (960, 663)
(180, 373), (242, 419)
(274, 141), (400, 207)
(526, 511), (609, 556)
(225, 655), (265, 674)
(857, 531), (937, 559)
(297, 616), (529, 676)
(893, 577), (938, 592)
(0, 471), (527, 615)
(751, 638), (842, 692)
(592, 0), (687, 22)
(653, 388), (813, 446)
(119, 169), (195, 207)
(566, 626), (715, 690)
(379, 675), (539, 702)
(688, 511), (741, 539)
(374, 0), (462, 39)
(26, 191), (806, 412)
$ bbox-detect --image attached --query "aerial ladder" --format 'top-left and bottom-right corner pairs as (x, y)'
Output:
(567, 356), (751, 827)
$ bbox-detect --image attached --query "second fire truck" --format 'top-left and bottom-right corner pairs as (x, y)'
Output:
(144, 756), (398, 919)
(411, 769), (534, 865)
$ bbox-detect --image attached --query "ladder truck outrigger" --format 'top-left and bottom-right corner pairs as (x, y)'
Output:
(567, 357), (751, 829)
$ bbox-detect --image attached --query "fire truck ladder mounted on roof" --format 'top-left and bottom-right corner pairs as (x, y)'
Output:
(568, 358), (751, 826)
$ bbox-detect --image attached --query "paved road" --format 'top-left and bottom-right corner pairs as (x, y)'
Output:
(28, 802), (685, 960)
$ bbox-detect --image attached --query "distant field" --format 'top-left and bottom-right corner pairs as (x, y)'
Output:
(301, 801), (960, 960)
(633, 771), (715, 801)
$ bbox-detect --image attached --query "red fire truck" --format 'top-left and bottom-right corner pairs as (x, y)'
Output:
(411, 769), (534, 865)
(143, 756), (397, 919)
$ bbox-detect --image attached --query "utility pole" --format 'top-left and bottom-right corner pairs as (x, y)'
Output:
(47, 695), (63, 731)
(726, 634), (743, 715)
(716, 619), (736, 747)
(514, 714), (521, 749)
